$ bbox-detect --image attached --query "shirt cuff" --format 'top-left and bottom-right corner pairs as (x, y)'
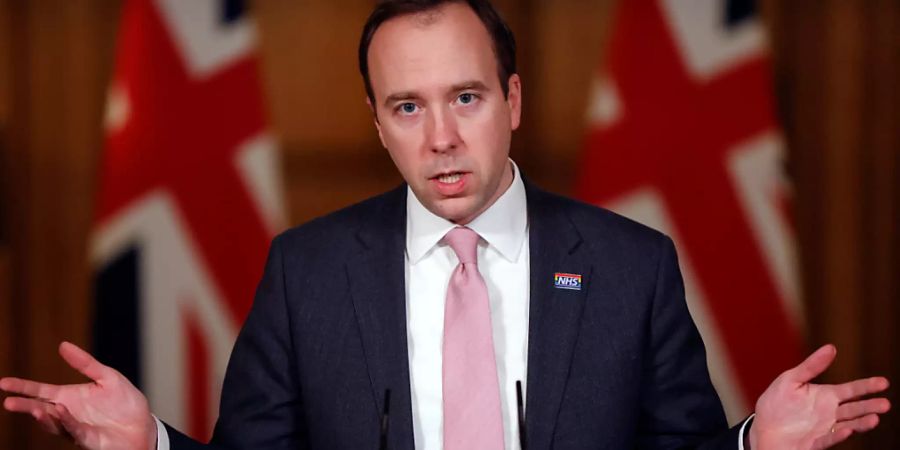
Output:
(738, 413), (756, 450)
(154, 415), (170, 450)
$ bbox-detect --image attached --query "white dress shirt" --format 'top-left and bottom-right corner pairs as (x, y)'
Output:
(406, 160), (529, 450)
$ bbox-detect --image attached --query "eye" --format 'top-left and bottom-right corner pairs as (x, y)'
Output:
(458, 93), (476, 105)
(398, 102), (418, 115)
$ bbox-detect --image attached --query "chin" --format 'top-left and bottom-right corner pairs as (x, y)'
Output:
(432, 199), (478, 224)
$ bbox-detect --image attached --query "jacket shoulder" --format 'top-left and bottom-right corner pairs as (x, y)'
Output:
(530, 188), (671, 251)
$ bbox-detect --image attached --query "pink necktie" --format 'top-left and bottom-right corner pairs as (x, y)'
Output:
(442, 227), (505, 450)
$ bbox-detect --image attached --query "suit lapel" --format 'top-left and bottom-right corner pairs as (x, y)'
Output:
(524, 184), (592, 450)
(346, 185), (416, 450)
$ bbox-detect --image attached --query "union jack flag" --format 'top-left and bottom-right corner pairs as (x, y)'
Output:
(576, 0), (803, 421)
(90, 0), (284, 440)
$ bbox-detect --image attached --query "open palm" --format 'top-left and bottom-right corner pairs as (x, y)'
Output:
(1, 341), (156, 450)
(751, 344), (891, 450)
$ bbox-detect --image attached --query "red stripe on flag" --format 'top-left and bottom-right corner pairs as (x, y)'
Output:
(185, 307), (211, 442)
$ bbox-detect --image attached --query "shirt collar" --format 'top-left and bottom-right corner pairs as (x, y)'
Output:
(406, 160), (528, 264)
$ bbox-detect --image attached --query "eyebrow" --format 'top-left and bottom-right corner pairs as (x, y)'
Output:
(383, 91), (420, 108)
(382, 80), (491, 108)
(450, 80), (489, 93)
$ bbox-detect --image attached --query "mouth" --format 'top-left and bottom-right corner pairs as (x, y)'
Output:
(429, 170), (469, 196)
(434, 171), (464, 183)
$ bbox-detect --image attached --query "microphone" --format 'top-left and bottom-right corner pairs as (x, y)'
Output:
(516, 380), (527, 450)
(379, 389), (391, 450)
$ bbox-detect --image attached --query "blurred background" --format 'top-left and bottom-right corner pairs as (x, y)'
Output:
(0, 0), (897, 448)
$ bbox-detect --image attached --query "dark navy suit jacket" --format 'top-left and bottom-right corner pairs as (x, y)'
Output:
(166, 182), (742, 449)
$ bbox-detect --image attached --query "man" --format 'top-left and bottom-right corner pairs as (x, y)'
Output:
(1, 1), (890, 449)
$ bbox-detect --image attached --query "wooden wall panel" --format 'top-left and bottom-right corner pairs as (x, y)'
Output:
(5, 1), (119, 448)
(0, 3), (11, 438)
(0, 248), (12, 450)
(521, 0), (614, 193)
(855, 0), (899, 447)
(768, 1), (900, 448)
(0, 2), (24, 448)
(0, 0), (13, 426)
(255, 0), (377, 150)
(823, 0), (866, 379)
(1, 0), (10, 238)
(0, 0), (9, 123)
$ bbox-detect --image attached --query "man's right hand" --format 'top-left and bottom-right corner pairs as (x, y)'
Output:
(1, 341), (157, 450)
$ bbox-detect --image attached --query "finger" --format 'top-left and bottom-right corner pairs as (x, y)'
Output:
(3, 397), (63, 435)
(0, 377), (61, 401)
(835, 377), (890, 401)
(4, 396), (56, 414)
(59, 341), (111, 383)
(837, 398), (891, 421)
(812, 427), (853, 450)
(789, 344), (836, 383)
(836, 413), (881, 433)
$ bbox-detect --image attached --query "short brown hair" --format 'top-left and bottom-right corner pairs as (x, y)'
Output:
(358, 0), (517, 102)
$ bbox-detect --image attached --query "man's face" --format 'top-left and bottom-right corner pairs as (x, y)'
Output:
(366, 2), (522, 224)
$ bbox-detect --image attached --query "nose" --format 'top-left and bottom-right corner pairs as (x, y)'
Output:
(425, 105), (460, 153)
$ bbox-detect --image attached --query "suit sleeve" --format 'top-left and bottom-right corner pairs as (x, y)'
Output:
(162, 235), (308, 450)
(636, 236), (740, 450)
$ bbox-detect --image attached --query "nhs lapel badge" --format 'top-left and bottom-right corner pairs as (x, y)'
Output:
(554, 272), (582, 290)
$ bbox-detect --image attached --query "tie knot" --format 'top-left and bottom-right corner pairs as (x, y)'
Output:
(444, 227), (479, 264)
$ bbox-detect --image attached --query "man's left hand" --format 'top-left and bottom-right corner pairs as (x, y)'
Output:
(749, 344), (891, 449)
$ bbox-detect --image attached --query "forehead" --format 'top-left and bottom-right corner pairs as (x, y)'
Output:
(366, 3), (499, 100)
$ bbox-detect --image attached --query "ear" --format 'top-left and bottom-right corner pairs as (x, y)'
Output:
(366, 97), (388, 149)
(506, 74), (522, 131)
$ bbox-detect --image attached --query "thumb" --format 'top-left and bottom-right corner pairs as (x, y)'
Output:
(58, 341), (112, 383)
(789, 344), (837, 384)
